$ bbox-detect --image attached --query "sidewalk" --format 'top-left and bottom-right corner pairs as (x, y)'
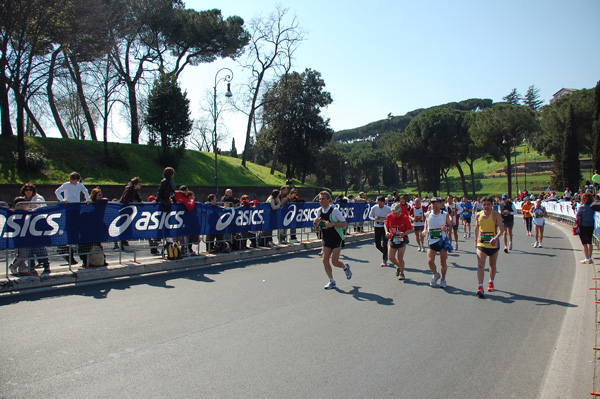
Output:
(0, 232), (372, 295)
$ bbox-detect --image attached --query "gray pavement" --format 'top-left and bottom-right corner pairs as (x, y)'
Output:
(0, 220), (595, 398)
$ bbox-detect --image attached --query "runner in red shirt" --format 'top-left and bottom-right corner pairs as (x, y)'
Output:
(385, 202), (414, 280)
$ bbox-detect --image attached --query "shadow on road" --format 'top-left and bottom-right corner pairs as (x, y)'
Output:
(335, 285), (394, 306)
(441, 285), (576, 307)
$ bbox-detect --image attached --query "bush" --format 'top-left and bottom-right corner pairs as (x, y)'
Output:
(105, 144), (129, 170)
(13, 150), (47, 173)
(157, 147), (185, 169)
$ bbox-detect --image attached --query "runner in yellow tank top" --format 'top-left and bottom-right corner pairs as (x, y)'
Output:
(474, 196), (505, 298)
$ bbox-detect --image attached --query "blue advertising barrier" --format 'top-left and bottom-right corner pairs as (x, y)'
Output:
(0, 202), (374, 250)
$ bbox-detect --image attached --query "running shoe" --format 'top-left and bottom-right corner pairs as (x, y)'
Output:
(579, 259), (591, 264)
(503, 248), (508, 253)
(417, 246), (421, 252)
(455, 242), (459, 250)
(324, 281), (336, 290)
(487, 281), (495, 292)
(463, 233), (467, 238)
(538, 243), (543, 248)
(532, 242), (538, 248)
(476, 287), (485, 298)
(344, 263), (352, 280)
(8, 263), (19, 276)
(430, 272), (441, 287)
(509, 242), (512, 250)
(439, 278), (447, 288)
(20, 269), (39, 277)
(398, 272), (405, 281)
(381, 261), (387, 267)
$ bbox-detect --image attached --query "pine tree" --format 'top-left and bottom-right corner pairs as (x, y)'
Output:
(146, 72), (193, 155)
(562, 103), (581, 191)
(502, 88), (522, 105)
(592, 81), (600, 172)
(523, 85), (544, 110)
(231, 138), (238, 158)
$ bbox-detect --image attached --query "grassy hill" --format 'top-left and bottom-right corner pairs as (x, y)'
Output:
(0, 136), (293, 187)
(0, 135), (580, 199)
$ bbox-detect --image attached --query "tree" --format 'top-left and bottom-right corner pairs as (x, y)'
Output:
(523, 85), (543, 110)
(230, 138), (238, 158)
(145, 71), (192, 155)
(503, 88), (522, 105)
(558, 103), (581, 190)
(592, 81), (600, 172)
(535, 89), (594, 182)
(108, 1), (248, 144)
(239, 6), (304, 168)
(259, 68), (332, 181)
(470, 104), (539, 198)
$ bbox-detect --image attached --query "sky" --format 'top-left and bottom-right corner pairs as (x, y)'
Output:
(134, 0), (600, 149)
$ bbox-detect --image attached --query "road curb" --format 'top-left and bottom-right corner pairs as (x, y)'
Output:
(0, 233), (373, 295)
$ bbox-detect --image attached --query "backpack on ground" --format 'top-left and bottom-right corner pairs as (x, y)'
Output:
(162, 241), (182, 260)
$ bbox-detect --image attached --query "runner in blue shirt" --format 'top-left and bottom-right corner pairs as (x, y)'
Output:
(460, 197), (473, 238)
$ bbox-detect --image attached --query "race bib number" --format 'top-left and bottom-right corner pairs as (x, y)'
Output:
(414, 216), (422, 222)
(392, 236), (403, 244)
(480, 233), (494, 244)
(429, 229), (442, 239)
(534, 212), (543, 218)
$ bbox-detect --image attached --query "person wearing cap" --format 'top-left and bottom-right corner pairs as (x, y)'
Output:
(499, 194), (517, 253)
(422, 197), (452, 288)
(520, 196), (534, 236)
(369, 195), (392, 267)
(385, 202), (413, 280)
(474, 196), (505, 298)
(409, 197), (428, 251)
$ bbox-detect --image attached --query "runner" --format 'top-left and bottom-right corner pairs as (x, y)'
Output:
(423, 197), (453, 288)
(369, 195), (392, 267)
(499, 194), (517, 253)
(446, 195), (462, 250)
(531, 198), (547, 248)
(385, 202), (414, 280)
(399, 194), (411, 215)
(520, 195), (534, 236)
(409, 197), (428, 251)
(460, 197), (473, 238)
(474, 196), (505, 298)
(313, 191), (352, 289)
(576, 193), (595, 264)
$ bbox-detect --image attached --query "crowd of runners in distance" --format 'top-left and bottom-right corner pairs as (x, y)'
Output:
(322, 188), (593, 298)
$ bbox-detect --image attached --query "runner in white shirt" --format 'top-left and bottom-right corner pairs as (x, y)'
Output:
(422, 197), (453, 288)
(409, 197), (428, 252)
(369, 195), (392, 267)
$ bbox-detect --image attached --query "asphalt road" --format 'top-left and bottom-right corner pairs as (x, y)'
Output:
(0, 220), (595, 399)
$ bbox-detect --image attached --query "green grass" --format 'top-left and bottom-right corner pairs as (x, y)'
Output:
(0, 136), (300, 187)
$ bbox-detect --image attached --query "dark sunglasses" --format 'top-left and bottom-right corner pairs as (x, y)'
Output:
(23, 188), (34, 191)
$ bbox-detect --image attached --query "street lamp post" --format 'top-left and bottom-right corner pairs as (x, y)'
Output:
(213, 68), (233, 198)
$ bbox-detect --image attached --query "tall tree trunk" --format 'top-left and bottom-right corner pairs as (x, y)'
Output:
(442, 169), (450, 196)
(242, 71), (265, 167)
(24, 102), (46, 137)
(47, 48), (69, 138)
(466, 160), (476, 199)
(66, 55), (97, 141)
(15, 84), (26, 169)
(505, 151), (513, 199)
(454, 160), (468, 197)
(127, 80), (140, 144)
(0, 55), (13, 137)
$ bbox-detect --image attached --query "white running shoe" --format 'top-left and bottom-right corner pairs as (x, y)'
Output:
(538, 243), (542, 248)
(532, 242), (538, 248)
(430, 272), (441, 287)
(344, 263), (352, 280)
(324, 281), (336, 290)
(439, 278), (447, 288)
(417, 246), (422, 252)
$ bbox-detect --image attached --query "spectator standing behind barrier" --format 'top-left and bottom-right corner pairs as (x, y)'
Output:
(78, 187), (108, 268)
(8, 197), (38, 276)
(262, 189), (282, 247)
(278, 186), (293, 244)
(116, 177), (143, 250)
(156, 167), (176, 213)
(220, 188), (239, 207)
(55, 172), (91, 265)
(354, 192), (368, 232)
(174, 185), (196, 256)
(20, 183), (50, 273)
(576, 193), (595, 264)
(288, 188), (303, 242)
